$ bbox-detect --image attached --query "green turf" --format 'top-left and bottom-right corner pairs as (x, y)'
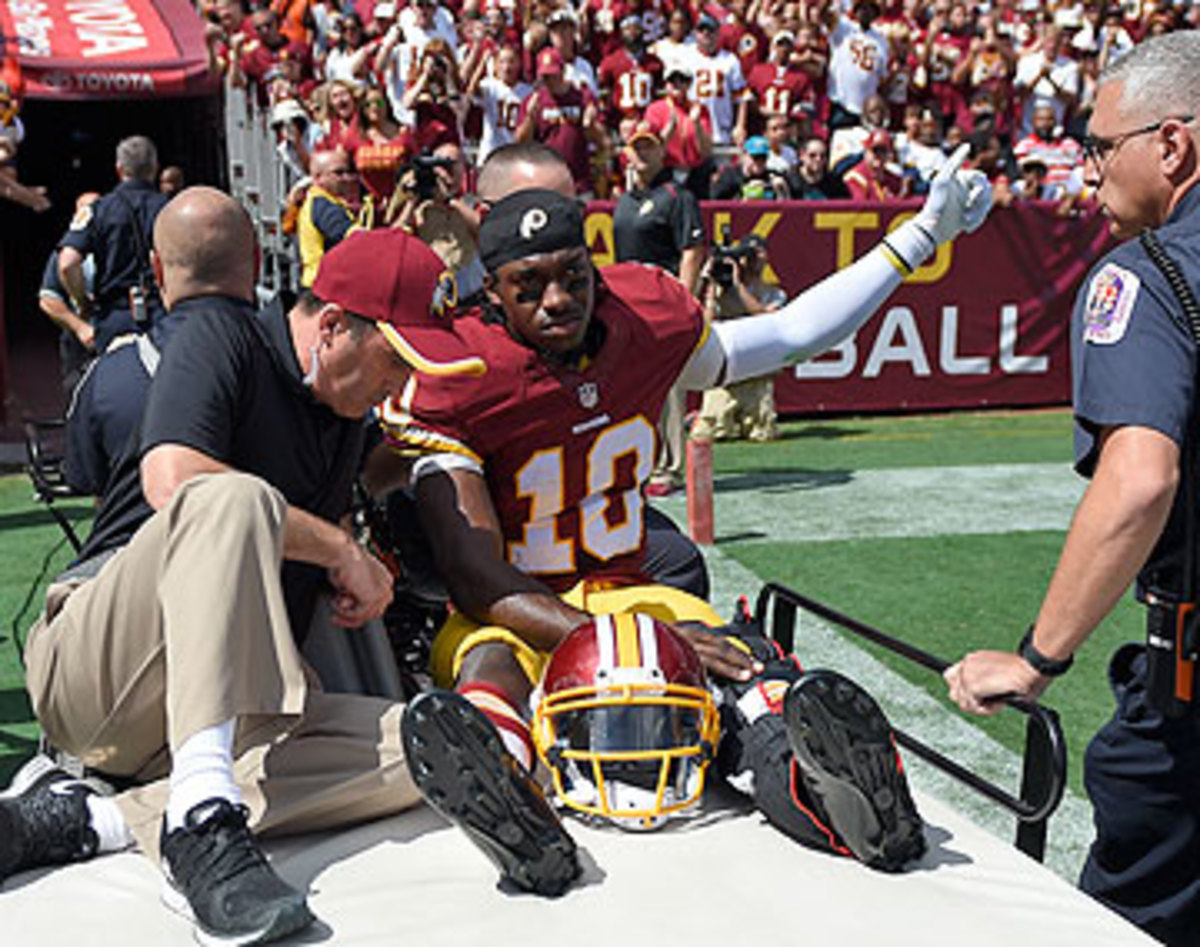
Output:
(712, 409), (1075, 473)
(726, 531), (1140, 800)
(0, 474), (92, 784)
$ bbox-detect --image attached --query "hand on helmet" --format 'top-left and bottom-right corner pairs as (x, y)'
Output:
(673, 621), (763, 682)
(916, 143), (993, 246)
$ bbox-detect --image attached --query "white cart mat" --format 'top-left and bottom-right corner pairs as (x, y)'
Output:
(0, 787), (1152, 946)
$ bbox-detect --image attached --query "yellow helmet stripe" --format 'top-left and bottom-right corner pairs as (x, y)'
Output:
(613, 613), (643, 669)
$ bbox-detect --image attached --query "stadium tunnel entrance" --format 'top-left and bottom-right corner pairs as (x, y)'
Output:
(0, 93), (226, 433)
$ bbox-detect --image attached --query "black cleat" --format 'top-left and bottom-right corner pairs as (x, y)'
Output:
(0, 754), (99, 882)
(402, 689), (581, 897)
(784, 670), (926, 872)
(160, 799), (314, 945)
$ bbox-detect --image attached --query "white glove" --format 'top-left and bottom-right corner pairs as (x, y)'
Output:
(890, 143), (994, 267)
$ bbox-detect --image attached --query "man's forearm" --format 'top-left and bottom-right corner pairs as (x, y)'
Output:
(1031, 427), (1179, 660)
(58, 250), (91, 309)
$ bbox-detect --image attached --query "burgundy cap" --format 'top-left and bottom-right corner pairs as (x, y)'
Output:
(537, 46), (565, 76)
(864, 129), (893, 150)
(313, 229), (486, 377)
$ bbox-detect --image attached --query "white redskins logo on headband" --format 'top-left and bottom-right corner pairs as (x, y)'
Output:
(520, 208), (549, 240)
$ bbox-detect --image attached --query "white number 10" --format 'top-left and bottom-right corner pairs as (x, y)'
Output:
(508, 417), (655, 574)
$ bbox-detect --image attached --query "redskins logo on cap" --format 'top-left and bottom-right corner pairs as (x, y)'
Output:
(431, 268), (459, 319)
(519, 208), (549, 240)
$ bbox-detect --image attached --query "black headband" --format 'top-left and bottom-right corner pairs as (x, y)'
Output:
(479, 189), (586, 273)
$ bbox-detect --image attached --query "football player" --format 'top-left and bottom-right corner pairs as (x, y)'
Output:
(387, 148), (991, 895)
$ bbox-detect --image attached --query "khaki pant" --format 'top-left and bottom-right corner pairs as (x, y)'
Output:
(692, 378), (778, 443)
(24, 473), (420, 861)
(651, 382), (687, 487)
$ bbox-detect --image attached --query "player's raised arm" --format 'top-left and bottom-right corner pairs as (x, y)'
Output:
(679, 144), (993, 390)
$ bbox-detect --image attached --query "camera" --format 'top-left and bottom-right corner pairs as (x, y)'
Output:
(709, 226), (757, 289)
(403, 151), (457, 202)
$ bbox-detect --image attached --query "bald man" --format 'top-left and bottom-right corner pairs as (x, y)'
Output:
(63, 186), (257, 495)
(475, 140), (576, 206)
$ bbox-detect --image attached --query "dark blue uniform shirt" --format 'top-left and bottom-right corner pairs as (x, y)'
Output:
(1070, 182), (1200, 601)
(62, 302), (190, 496)
(59, 178), (168, 351)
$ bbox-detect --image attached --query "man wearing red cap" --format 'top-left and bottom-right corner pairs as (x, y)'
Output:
(844, 129), (909, 200)
(6, 225), (483, 944)
(515, 46), (604, 195)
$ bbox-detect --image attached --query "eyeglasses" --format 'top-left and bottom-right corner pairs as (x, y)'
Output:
(328, 167), (358, 176)
(1081, 114), (1194, 166)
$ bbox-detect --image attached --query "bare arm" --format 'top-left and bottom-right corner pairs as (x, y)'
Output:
(58, 247), (92, 313)
(679, 244), (705, 296)
(414, 462), (757, 677)
(416, 466), (590, 651)
(40, 292), (94, 350)
(944, 425), (1179, 714)
(142, 444), (393, 627)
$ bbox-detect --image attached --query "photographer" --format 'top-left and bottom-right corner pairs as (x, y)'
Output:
(389, 142), (485, 302)
(401, 39), (468, 151)
(692, 235), (786, 443)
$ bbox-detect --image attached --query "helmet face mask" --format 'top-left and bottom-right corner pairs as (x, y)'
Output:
(533, 614), (720, 830)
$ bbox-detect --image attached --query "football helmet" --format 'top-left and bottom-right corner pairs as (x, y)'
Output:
(532, 613), (720, 830)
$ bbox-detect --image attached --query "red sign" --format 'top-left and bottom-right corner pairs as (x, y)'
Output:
(0, 0), (214, 99)
(585, 200), (1113, 414)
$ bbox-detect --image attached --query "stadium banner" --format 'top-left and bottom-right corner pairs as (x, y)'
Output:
(585, 200), (1113, 415)
(0, 0), (214, 99)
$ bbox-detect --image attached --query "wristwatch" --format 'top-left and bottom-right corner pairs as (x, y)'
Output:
(1017, 625), (1074, 677)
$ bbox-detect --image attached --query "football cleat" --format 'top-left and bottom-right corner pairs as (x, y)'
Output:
(784, 669), (926, 872)
(402, 689), (581, 897)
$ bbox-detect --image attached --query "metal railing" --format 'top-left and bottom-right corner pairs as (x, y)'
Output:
(754, 581), (1068, 862)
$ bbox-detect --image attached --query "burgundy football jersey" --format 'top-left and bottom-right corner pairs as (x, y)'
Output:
(382, 264), (706, 592)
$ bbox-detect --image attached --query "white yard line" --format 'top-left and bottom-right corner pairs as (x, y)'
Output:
(655, 462), (1093, 881)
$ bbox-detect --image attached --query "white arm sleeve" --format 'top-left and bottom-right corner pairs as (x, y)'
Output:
(678, 221), (935, 389)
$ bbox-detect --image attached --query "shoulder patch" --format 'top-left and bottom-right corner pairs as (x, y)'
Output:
(69, 202), (94, 231)
(1083, 263), (1140, 346)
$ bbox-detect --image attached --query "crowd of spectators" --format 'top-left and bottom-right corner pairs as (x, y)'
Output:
(200, 0), (1199, 214)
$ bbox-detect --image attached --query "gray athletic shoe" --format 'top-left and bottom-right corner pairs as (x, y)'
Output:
(160, 799), (314, 946)
(0, 754), (99, 882)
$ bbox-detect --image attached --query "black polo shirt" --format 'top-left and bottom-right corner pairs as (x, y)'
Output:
(79, 294), (367, 639)
(612, 169), (705, 274)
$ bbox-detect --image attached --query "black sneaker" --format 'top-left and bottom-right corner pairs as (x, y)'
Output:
(160, 799), (314, 945)
(0, 754), (99, 882)
(784, 670), (926, 872)
(402, 689), (581, 897)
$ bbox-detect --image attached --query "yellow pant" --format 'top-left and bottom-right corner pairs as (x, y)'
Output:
(430, 582), (725, 687)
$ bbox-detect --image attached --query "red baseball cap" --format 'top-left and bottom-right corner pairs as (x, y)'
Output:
(537, 46), (565, 77)
(864, 129), (893, 151)
(313, 229), (486, 377)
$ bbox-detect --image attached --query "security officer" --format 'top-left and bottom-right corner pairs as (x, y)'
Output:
(63, 187), (239, 496)
(944, 32), (1200, 946)
(59, 135), (168, 354)
(38, 192), (99, 395)
(613, 120), (705, 496)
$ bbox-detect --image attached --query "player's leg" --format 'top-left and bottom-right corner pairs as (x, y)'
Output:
(709, 611), (926, 871)
(403, 617), (580, 896)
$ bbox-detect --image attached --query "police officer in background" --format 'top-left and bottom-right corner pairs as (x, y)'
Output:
(944, 31), (1200, 946)
(613, 120), (705, 497)
(58, 135), (168, 354)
